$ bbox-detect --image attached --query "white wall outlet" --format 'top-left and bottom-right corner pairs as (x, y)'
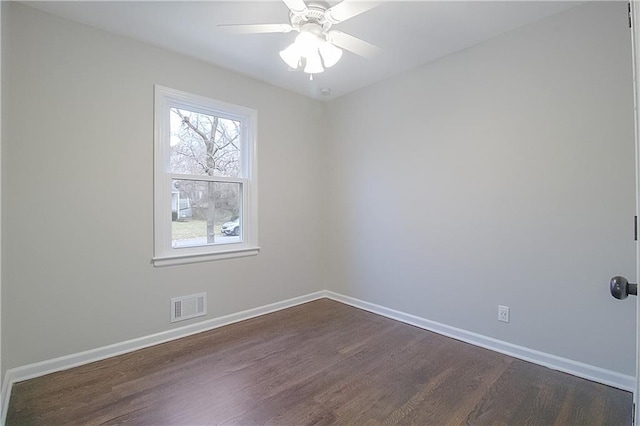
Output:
(498, 305), (510, 323)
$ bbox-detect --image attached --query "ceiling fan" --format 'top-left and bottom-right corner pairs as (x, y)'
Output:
(218, 0), (380, 76)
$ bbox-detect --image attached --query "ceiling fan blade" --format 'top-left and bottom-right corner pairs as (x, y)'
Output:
(325, 1), (380, 24)
(217, 24), (293, 34)
(327, 30), (380, 58)
(282, 0), (308, 15)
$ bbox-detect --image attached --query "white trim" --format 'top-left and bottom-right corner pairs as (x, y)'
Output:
(324, 291), (636, 392)
(1, 290), (634, 424)
(631, 2), (640, 422)
(1, 373), (12, 426)
(152, 246), (260, 267)
(153, 85), (258, 265)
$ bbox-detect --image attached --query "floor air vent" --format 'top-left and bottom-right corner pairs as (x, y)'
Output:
(171, 292), (207, 323)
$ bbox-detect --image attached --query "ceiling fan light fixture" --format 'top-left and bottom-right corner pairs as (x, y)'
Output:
(221, 0), (380, 77)
(304, 50), (324, 74)
(279, 43), (302, 69)
(295, 30), (321, 52)
(319, 41), (342, 68)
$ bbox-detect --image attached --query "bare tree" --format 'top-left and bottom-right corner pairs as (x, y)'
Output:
(170, 108), (240, 243)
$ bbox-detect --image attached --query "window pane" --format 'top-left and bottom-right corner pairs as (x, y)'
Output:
(169, 108), (240, 178)
(171, 179), (241, 248)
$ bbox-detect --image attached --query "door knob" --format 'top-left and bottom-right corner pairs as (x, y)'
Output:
(610, 276), (637, 300)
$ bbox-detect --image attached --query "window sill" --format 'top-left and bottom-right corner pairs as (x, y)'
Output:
(153, 247), (260, 267)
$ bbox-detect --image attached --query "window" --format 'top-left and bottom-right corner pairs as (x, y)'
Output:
(153, 86), (258, 266)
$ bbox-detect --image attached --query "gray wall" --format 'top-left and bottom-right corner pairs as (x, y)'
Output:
(2, 3), (327, 372)
(2, 1), (637, 380)
(326, 2), (637, 375)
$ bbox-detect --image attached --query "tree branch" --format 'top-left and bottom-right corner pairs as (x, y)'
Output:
(174, 109), (211, 145)
(173, 149), (208, 173)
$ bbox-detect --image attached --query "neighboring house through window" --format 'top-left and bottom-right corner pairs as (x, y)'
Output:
(153, 86), (258, 266)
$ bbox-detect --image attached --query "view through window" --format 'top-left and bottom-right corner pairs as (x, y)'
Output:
(170, 108), (242, 248)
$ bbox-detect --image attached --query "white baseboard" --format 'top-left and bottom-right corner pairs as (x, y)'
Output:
(0, 374), (10, 426)
(0, 291), (326, 425)
(1, 289), (635, 425)
(324, 291), (636, 393)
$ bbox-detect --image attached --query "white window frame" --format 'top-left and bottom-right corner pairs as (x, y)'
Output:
(153, 86), (259, 267)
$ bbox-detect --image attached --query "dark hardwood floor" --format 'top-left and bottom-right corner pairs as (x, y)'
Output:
(6, 299), (632, 425)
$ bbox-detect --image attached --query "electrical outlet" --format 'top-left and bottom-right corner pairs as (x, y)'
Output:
(498, 305), (510, 323)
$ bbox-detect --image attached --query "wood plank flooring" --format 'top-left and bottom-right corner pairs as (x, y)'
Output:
(6, 299), (632, 425)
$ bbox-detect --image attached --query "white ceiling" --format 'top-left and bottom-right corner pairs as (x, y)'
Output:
(23, 1), (580, 100)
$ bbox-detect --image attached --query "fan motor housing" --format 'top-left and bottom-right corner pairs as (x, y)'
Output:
(290, 2), (333, 32)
